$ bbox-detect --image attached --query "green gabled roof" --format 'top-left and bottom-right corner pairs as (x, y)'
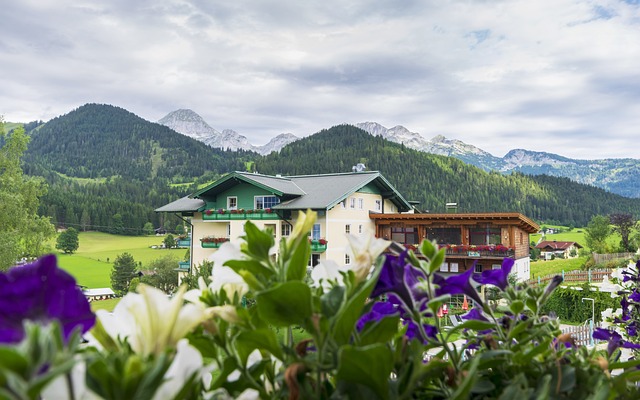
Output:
(191, 171), (306, 199)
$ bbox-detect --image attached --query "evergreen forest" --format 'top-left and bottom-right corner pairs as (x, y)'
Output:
(9, 105), (640, 234)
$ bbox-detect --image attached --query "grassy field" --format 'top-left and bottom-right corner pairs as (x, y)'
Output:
(530, 256), (589, 279)
(56, 231), (185, 289)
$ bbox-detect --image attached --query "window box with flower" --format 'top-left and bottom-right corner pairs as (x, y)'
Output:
(310, 238), (328, 252)
(200, 236), (230, 248)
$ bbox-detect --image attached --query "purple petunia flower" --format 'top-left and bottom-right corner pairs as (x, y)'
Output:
(357, 301), (399, 331)
(372, 251), (427, 312)
(472, 258), (514, 291)
(0, 255), (95, 344)
(461, 308), (490, 323)
(404, 319), (437, 343)
(593, 328), (640, 357)
(630, 290), (640, 303)
(434, 268), (484, 308)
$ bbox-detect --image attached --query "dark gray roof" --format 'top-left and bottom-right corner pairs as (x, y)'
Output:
(155, 196), (205, 213)
(276, 171), (411, 211)
(234, 172), (306, 196)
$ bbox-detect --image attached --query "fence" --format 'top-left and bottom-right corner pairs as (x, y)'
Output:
(592, 252), (636, 265)
(561, 324), (608, 347)
(528, 268), (613, 286)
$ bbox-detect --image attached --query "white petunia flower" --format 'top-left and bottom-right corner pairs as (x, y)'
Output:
(96, 284), (207, 357)
(209, 242), (249, 300)
(346, 230), (390, 284)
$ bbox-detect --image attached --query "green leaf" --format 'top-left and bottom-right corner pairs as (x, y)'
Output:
(428, 248), (446, 274)
(321, 286), (346, 318)
(0, 348), (28, 374)
(525, 298), (538, 314)
(256, 281), (312, 327)
(420, 239), (436, 259)
(234, 329), (284, 363)
(510, 300), (524, 315)
(549, 364), (576, 394)
(285, 236), (310, 281)
(226, 259), (274, 284)
(243, 221), (274, 261)
(337, 344), (393, 400)
(332, 261), (382, 345)
(359, 316), (401, 346)
(450, 355), (480, 400)
(455, 319), (495, 332)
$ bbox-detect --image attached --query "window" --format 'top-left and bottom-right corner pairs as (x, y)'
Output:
(308, 254), (320, 267)
(312, 224), (321, 240)
(358, 225), (363, 234)
(358, 198), (364, 210)
(391, 226), (419, 245)
(340, 199), (346, 209)
(255, 195), (280, 210)
(227, 224), (231, 237)
(426, 227), (461, 245)
(345, 254), (351, 265)
(281, 224), (291, 237)
(440, 262), (448, 272)
(350, 198), (356, 209)
(375, 199), (382, 211)
(227, 196), (237, 210)
(450, 263), (459, 273)
(492, 264), (501, 270)
(469, 225), (501, 245)
(345, 224), (351, 234)
(474, 264), (484, 273)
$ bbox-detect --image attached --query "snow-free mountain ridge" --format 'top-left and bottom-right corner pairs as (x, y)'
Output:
(158, 109), (640, 198)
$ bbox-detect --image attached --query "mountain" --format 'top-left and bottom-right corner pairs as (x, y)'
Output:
(24, 104), (251, 181)
(256, 124), (640, 227)
(355, 122), (640, 198)
(158, 109), (299, 155)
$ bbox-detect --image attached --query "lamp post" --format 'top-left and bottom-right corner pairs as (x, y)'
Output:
(582, 297), (595, 346)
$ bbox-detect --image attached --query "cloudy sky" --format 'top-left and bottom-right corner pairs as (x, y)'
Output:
(2, 0), (639, 160)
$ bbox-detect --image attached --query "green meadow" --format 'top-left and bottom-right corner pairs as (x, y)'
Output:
(56, 231), (186, 289)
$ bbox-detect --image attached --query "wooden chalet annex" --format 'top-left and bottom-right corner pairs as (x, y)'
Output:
(370, 212), (540, 280)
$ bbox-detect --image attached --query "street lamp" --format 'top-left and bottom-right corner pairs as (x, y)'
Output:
(582, 297), (595, 346)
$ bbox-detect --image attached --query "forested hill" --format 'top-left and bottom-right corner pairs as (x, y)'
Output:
(17, 103), (256, 235)
(23, 103), (254, 181)
(255, 124), (640, 227)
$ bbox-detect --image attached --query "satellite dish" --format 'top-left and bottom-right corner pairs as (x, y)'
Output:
(352, 163), (366, 172)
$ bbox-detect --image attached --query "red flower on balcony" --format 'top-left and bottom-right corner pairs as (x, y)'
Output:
(200, 237), (230, 243)
(205, 209), (213, 215)
(265, 208), (273, 213)
(318, 238), (328, 245)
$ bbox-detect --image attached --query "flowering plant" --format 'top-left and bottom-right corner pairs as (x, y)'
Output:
(3, 212), (640, 399)
(200, 236), (230, 243)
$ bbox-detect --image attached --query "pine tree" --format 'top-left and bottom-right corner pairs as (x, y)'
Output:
(110, 253), (137, 295)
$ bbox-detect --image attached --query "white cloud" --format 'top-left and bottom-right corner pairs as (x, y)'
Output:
(1, 0), (639, 159)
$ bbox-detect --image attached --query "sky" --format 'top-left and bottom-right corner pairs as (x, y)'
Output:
(1, 0), (640, 160)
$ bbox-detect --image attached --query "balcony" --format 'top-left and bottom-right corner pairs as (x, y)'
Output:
(310, 239), (328, 253)
(176, 238), (191, 248)
(203, 208), (280, 221)
(201, 237), (230, 248)
(404, 244), (515, 258)
(442, 244), (514, 258)
(177, 261), (190, 272)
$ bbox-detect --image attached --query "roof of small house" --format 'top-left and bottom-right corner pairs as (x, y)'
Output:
(156, 171), (412, 213)
(535, 241), (583, 250)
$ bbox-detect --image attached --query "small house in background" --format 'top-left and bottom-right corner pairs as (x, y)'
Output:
(535, 241), (583, 260)
(83, 288), (115, 302)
